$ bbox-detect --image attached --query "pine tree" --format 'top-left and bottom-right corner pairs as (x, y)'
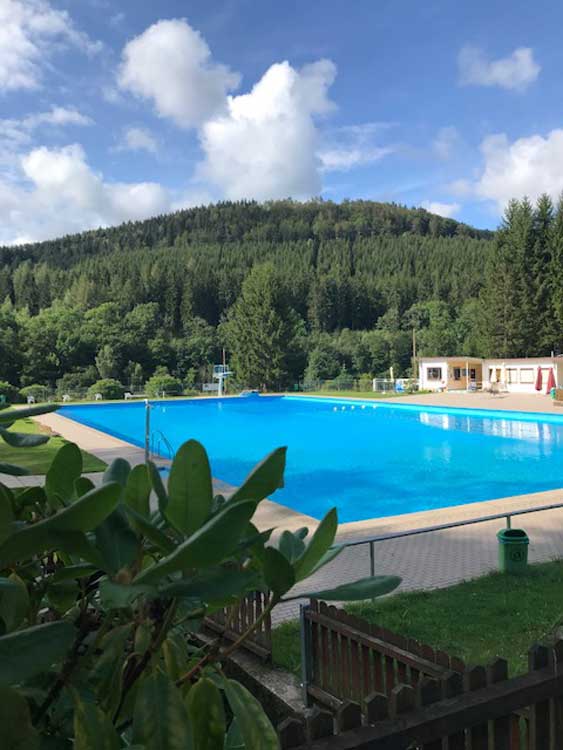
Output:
(223, 263), (297, 389)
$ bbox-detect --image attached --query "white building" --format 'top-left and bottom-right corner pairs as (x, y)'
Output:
(418, 356), (563, 395)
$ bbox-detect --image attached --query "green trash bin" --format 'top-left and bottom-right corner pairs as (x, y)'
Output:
(497, 528), (529, 574)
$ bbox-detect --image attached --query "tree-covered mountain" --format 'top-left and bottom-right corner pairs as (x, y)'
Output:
(0, 197), (556, 393)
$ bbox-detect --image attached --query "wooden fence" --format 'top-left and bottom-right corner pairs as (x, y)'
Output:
(301, 601), (465, 713)
(204, 589), (272, 661)
(277, 641), (563, 749)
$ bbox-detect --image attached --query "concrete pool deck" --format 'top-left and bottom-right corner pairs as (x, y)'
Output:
(5, 393), (563, 621)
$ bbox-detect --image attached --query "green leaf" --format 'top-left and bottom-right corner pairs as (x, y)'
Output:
(223, 679), (278, 750)
(0, 483), (121, 566)
(262, 547), (295, 598)
(74, 477), (95, 497)
(0, 575), (29, 632)
(124, 506), (174, 554)
(294, 508), (337, 582)
(277, 530), (306, 564)
(0, 484), (14, 542)
(224, 719), (245, 750)
(0, 404), (57, 423)
(45, 443), (83, 506)
(103, 458), (131, 488)
(74, 699), (121, 750)
(95, 508), (139, 574)
(0, 621), (75, 686)
(286, 575), (402, 602)
(14, 485), (46, 510)
(50, 531), (107, 569)
(47, 580), (78, 614)
(148, 461), (168, 513)
(99, 580), (157, 609)
(0, 426), (49, 448)
(187, 677), (225, 750)
(133, 671), (194, 750)
(125, 464), (152, 518)
(0, 687), (40, 750)
(166, 440), (213, 536)
(135, 499), (257, 585)
(0, 463), (30, 477)
(308, 545), (344, 576)
(229, 447), (286, 503)
(50, 563), (97, 583)
(160, 567), (260, 604)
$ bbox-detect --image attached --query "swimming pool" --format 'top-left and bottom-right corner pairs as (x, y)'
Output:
(61, 396), (563, 523)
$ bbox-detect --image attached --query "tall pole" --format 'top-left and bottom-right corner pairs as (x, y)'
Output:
(144, 399), (151, 463)
(412, 328), (417, 385)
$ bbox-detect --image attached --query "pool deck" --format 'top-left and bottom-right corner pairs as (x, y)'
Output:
(5, 392), (563, 622)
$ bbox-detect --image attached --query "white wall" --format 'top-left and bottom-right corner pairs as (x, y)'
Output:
(419, 361), (447, 391)
(482, 360), (557, 394)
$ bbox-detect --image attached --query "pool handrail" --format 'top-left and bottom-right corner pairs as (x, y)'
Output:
(335, 498), (563, 577)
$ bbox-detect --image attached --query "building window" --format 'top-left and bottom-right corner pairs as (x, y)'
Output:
(453, 367), (461, 380)
(469, 368), (476, 380)
(427, 367), (442, 381)
(520, 368), (534, 384)
(506, 368), (518, 384)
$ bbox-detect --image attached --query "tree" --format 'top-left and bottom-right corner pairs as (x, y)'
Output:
(223, 263), (298, 389)
(95, 344), (121, 379)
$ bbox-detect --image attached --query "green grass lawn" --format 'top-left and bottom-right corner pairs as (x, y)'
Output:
(272, 561), (563, 677)
(1, 418), (107, 475)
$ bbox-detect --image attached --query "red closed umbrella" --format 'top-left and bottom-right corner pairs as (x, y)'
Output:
(546, 368), (556, 394)
(535, 366), (543, 391)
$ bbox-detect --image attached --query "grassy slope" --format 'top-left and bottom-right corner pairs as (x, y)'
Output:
(0, 418), (106, 474)
(273, 561), (563, 677)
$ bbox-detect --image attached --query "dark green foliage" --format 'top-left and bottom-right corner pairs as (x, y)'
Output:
(87, 379), (125, 401)
(0, 200), (494, 388)
(0, 434), (400, 748)
(144, 368), (183, 397)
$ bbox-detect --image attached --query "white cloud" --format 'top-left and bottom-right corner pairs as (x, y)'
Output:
(199, 59), (337, 200)
(319, 122), (394, 172)
(118, 126), (158, 154)
(22, 106), (93, 129)
(0, 0), (102, 91)
(0, 144), (172, 244)
(473, 129), (563, 210)
(458, 45), (540, 91)
(433, 126), (461, 160)
(421, 201), (461, 218)
(118, 18), (240, 128)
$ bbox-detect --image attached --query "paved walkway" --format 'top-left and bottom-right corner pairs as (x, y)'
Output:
(4, 398), (563, 622)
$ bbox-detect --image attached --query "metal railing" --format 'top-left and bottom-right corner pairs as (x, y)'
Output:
(336, 499), (563, 578)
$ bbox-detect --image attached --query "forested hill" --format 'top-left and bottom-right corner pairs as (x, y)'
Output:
(0, 198), (505, 394)
(0, 199), (491, 267)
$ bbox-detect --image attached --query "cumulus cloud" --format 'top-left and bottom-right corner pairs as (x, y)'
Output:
(199, 59), (337, 200)
(420, 201), (461, 218)
(0, 0), (102, 91)
(118, 19), (240, 128)
(22, 106), (93, 129)
(473, 129), (563, 210)
(433, 126), (461, 160)
(458, 45), (540, 91)
(0, 144), (172, 244)
(118, 126), (159, 154)
(319, 122), (394, 172)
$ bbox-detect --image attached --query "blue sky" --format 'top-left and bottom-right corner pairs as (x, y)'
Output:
(2, 0), (563, 243)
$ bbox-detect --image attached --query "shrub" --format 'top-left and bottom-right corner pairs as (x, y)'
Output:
(0, 380), (21, 404)
(0, 434), (400, 747)
(145, 371), (183, 397)
(20, 384), (51, 402)
(56, 367), (99, 397)
(86, 378), (125, 400)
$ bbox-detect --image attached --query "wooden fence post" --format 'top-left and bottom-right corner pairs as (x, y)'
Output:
(364, 691), (388, 724)
(441, 670), (464, 750)
(487, 658), (510, 750)
(528, 643), (550, 749)
(335, 700), (362, 733)
(306, 705), (334, 742)
(277, 717), (306, 749)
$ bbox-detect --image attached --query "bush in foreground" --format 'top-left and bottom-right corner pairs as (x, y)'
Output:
(144, 369), (183, 397)
(0, 407), (400, 748)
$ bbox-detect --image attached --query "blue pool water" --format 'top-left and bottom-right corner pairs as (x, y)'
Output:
(61, 396), (563, 523)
